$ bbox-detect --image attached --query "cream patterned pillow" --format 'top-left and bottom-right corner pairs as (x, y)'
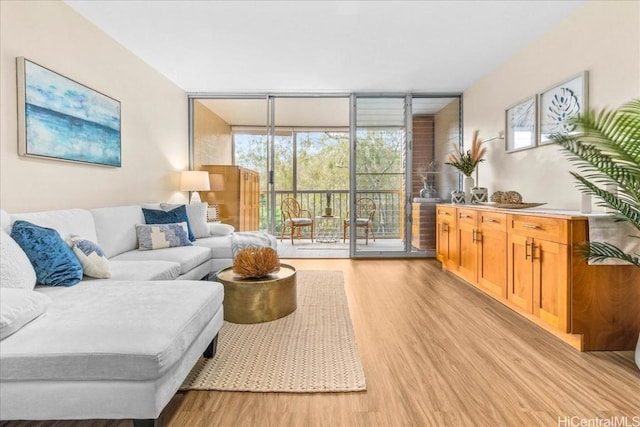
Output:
(66, 235), (111, 279)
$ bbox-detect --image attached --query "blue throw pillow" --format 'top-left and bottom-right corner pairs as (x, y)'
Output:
(142, 205), (195, 241)
(10, 220), (83, 287)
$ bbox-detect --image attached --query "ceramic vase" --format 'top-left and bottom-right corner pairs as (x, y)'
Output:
(451, 191), (465, 204)
(419, 182), (438, 199)
(471, 187), (488, 204)
(464, 176), (474, 204)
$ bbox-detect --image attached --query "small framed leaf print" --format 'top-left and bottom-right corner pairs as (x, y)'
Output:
(505, 96), (537, 152)
(539, 71), (589, 145)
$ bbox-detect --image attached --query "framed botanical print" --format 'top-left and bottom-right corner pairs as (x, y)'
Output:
(538, 71), (588, 145)
(505, 96), (537, 152)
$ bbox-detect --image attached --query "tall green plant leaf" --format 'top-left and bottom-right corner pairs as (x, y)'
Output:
(551, 98), (640, 269)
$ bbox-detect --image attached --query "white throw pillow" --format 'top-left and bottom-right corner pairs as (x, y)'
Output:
(160, 202), (210, 239)
(0, 230), (37, 290)
(0, 288), (51, 340)
(209, 223), (235, 236)
(66, 235), (111, 279)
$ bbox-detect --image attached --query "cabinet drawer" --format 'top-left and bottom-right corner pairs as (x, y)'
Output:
(436, 206), (456, 219)
(509, 215), (569, 243)
(479, 211), (507, 232)
(457, 208), (478, 226)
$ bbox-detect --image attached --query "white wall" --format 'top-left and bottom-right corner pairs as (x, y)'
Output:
(0, 1), (189, 213)
(463, 0), (639, 210)
(434, 99), (461, 201)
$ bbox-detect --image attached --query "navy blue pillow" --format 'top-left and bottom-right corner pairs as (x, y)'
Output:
(10, 220), (83, 287)
(142, 205), (195, 242)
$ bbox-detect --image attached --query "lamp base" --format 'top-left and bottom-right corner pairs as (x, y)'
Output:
(189, 192), (202, 204)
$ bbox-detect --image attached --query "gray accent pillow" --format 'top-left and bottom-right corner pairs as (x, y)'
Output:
(136, 222), (193, 251)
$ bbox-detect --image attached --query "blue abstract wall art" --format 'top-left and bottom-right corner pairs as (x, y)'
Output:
(17, 58), (121, 167)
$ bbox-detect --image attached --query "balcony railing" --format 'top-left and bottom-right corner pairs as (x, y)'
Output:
(260, 190), (404, 238)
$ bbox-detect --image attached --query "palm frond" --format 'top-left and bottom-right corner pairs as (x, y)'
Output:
(571, 172), (640, 231)
(551, 98), (640, 269)
(577, 241), (640, 267)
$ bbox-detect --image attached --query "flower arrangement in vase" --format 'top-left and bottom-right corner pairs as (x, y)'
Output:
(416, 161), (440, 199)
(445, 129), (486, 202)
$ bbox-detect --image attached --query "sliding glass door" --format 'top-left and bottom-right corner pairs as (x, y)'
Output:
(350, 96), (408, 256)
(190, 93), (461, 258)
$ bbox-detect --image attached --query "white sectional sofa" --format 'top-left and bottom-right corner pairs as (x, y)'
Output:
(0, 203), (276, 426)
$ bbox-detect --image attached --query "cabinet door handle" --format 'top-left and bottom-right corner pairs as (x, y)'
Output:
(472, 229), (476, 243)
(484, 218), (497, 223)
(442, 223), (449, 233)
(523, 224), (541, 229)
(531, 244), (539, 261)
(475, 230), (482, 243)
(525, 241), (532, 260)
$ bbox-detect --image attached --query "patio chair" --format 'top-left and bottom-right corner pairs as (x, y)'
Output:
(343, 198), (376, 245)
(280, 197), (314, 244)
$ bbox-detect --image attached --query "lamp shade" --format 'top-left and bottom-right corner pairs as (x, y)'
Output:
(180, 171), (210, 191)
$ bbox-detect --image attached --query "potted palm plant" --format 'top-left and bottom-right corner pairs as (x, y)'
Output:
(325, 192), (333, 217)
(550, 98), (639, 368)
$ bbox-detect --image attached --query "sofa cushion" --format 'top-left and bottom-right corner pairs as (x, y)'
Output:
(0, 288), (51, 340)
(160, 202), (210, 239)
(86, 260), (182, 281)
(136, 222), (192, 251)
(10, 221), (83, 287)
(0, 280), (224, 381)
(10, 208), (98, 244)
(91, 205), (145, 259)
(110, 246), (211, 274)
(0, 231), (37, 290)
(66, 235), (111, 279)
(142, 206), (195, 242)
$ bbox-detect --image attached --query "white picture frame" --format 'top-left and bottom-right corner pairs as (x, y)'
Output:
(538, 71), (589, 145)
(505, 96), (537, 153)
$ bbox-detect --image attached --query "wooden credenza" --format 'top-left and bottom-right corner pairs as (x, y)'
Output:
(199, 165), (260, 231)
(436, 204), (640, 351)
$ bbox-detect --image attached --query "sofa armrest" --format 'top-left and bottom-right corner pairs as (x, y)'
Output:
(208, 223), (235, 236)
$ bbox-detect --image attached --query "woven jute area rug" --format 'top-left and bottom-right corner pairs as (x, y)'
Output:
(181, 270), (367, 393)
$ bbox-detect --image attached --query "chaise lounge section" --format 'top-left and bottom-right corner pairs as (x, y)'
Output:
(0, 202), (276, 425)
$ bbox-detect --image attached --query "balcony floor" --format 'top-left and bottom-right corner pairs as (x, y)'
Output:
(275, 238), (411, 258)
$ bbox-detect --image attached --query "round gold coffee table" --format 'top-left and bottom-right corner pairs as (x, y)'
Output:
(216, 264), (297, 324)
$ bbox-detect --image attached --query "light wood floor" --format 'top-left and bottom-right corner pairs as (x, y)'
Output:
(3, 259), (639, 427)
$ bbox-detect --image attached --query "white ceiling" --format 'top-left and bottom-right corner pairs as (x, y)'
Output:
(66, 0), (585, 94)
